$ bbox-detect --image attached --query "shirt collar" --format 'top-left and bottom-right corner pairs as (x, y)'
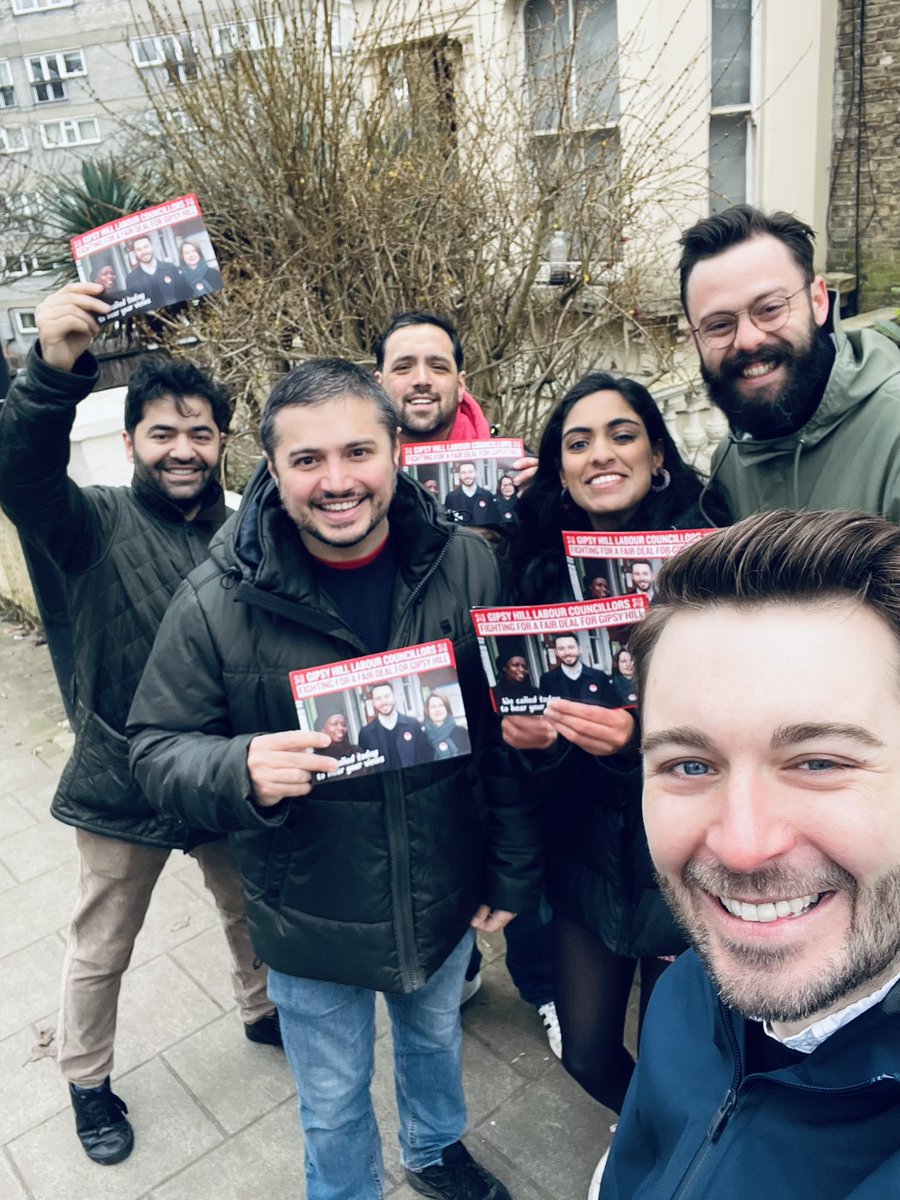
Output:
(763, 969), (900, 1054)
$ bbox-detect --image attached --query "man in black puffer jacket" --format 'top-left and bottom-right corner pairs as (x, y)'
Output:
(129, 358), (541, 1200)
(0, 283), (277, 1168)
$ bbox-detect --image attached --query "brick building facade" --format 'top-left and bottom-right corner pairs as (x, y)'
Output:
(828, 0), (900, 310)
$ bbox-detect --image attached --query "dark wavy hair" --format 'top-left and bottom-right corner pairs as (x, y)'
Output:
(514, 372), (708, 603)
(124, 357), (231, 436)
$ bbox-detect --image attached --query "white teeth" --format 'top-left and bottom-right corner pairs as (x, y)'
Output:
(742, 362), (776, 378)
(720, 893), (819, 922)
(320, 500), (360, 512)
(587, 474), (621, 485)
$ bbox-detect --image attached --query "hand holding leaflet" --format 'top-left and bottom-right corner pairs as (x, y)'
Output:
(247, 730), (339, 805)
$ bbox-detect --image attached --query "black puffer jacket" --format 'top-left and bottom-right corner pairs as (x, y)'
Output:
(0, 347), (227, 847)
(129, 468), (541, 992)
(515, 501), (720, 960)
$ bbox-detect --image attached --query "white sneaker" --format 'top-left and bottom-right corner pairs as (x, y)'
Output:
(538, 1001), (562, 1058)
(587, 1124), (617, 1200)
(460, 971), (482, 1005)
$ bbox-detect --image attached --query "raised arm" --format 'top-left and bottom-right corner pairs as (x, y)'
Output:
(0, 284), (110, 569)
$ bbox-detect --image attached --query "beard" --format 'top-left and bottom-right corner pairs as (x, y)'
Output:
(659, 859), (900, 1025)
(398, 390), (459, 438)
(278, 484), (394, 552)
(130, 453), (215, 512)
(701, 322), (835, 440)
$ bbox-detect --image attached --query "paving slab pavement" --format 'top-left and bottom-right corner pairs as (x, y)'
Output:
(0, 618), (613, 1200)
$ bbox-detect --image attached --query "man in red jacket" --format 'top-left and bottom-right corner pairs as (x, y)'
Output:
(373, 311), (490, 445)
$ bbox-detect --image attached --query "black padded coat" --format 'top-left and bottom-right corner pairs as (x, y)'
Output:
(0, 346), (227, 847)
(128, 468), (542, 992)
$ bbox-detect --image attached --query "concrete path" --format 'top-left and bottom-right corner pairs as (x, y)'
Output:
(0, 619), (614, 1200)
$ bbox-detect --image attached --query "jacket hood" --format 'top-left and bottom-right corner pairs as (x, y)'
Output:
(210, 460), (454, 598)
(448, 390), (491, 440)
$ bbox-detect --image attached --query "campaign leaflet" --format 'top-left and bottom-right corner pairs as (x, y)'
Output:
(563, 529), (718, 603)
(70, 194), (223, 324)
(470, 597), (648, 716)
(289, 639), (471, 783)
(401, 439), (525, 528)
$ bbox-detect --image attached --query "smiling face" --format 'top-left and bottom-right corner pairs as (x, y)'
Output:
(631, 562), (654, 592)
(266, 394), (399, 562)
(499, 475), (516, 499)
(95, 264), (117, 291)
(641, 601), (900, 1034)
(685, 235), (831, 439)
(554, 636), (582, 668)
(560, 391), (664, 531)
(322, 713), (348, 743)
(588, 576), (610, 599)
(181, 241), (202, 267)
(123, 395), (223, 517)
(133, 236), (155, 266)
(371, 685), (396, 716)
(426, 694), (449, 723)
(458, 463), (477, 488)
(503, 656), (528, 684)
(376, 324), (465, 442)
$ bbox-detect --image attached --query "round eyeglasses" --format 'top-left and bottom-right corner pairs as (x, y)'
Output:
(690, 285), (810, 349)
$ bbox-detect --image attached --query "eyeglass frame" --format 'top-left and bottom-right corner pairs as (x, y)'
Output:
(688, 285), (811, 349)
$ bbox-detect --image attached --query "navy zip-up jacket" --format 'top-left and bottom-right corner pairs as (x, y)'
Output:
(604, 950), (900, 1198)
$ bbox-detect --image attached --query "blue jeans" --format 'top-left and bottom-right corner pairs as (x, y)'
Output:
(268, 930), (473, 1200)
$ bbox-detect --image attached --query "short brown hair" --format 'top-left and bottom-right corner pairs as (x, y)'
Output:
(630, 509), (900, 704)
(678, 204), (816, 317)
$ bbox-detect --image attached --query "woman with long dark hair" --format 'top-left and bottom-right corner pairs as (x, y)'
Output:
(504, 372), (728, 1173)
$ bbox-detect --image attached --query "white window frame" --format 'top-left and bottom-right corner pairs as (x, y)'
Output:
(0, 61), (16, 109)
(522, 0), (619, 136)
(11, 309), (38, 336)
(11, 0), (73, 13)
(707, 0), (759, 212)
(211, 16), (284, 57)
(27, 49), (86, 104)
(40, 116), (101, 148)
(0, 125), (28, 153)
(131, 32), (198, 82)
(521, 0), (621, 275)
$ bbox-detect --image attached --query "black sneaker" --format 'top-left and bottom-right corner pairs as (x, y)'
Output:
(69, 1077), (134, 1166)
(405, 1141), (513, 1199)
(245, 1009), (283, 1047)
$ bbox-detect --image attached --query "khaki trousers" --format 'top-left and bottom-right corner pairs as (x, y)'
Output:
(58, 828), (272, 1086)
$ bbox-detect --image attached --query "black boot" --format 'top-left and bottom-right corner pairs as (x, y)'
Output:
(245, 1009), (283, 1047)
(69, 1077), (134, 1165)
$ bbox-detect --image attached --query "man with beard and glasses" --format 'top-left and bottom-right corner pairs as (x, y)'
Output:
(601, 508), (900, 1200)
(679, 205), (900, 522)
(0, 282), (279, 1169)
(128, 357), (541, 1200)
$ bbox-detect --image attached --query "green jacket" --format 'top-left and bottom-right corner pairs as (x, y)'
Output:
(707, 303), (900, 519)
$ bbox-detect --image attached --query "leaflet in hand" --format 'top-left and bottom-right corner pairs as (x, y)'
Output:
(290, 639), (471, 782)
(563, 529), (717, 602)
(70, 194), (223, 324)
(401, 439), (525, 528)
(471, 597), (647, 715)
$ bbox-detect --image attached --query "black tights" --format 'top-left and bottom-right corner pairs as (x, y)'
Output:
(553, 914), (671, 1114)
